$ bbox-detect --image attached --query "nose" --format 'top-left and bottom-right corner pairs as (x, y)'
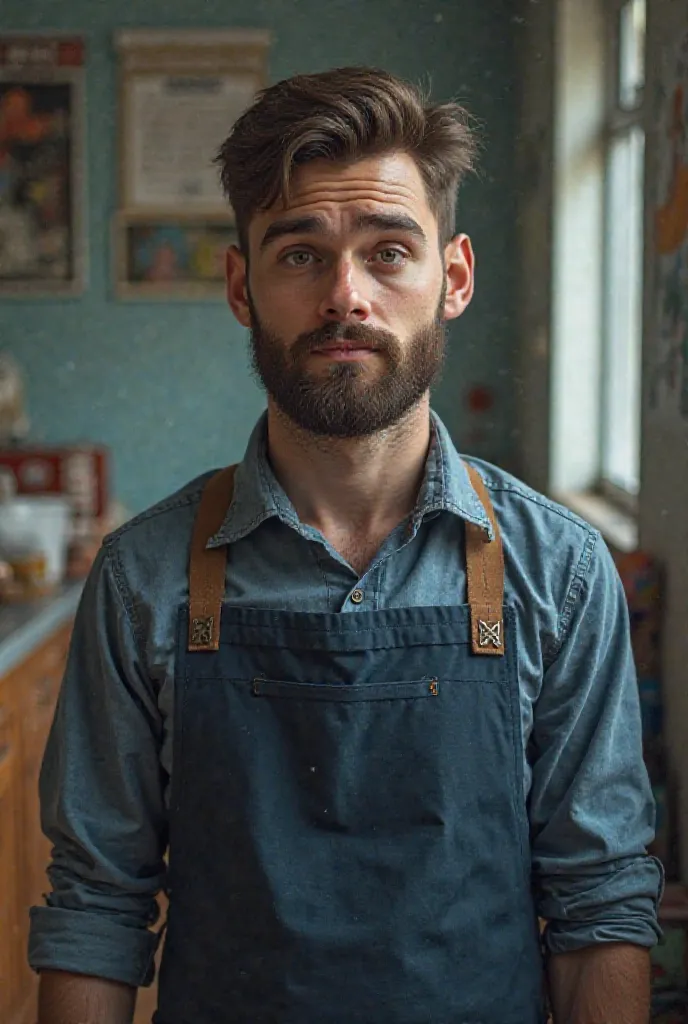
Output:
(318, 258), (372, 323)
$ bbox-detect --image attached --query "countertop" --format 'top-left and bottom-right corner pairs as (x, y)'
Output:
(0, 583), (83, 678)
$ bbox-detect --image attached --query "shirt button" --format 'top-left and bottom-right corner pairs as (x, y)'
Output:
(350, 589), (364, 604)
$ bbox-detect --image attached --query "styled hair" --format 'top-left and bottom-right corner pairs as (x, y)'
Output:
(214, 66), (480, 252)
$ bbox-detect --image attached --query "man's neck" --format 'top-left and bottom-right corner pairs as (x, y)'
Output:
(265, 398), (432, 539)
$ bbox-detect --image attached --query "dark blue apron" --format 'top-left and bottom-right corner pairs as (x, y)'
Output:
(153, 463), (546, 1023)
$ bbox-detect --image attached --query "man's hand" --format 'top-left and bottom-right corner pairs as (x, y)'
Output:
(37, 970), (137, 1024)
(547, 942), (651, 1024)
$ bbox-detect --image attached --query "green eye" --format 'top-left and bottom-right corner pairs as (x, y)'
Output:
(376, 248), (406, 265)
(284, 251), (314, 267)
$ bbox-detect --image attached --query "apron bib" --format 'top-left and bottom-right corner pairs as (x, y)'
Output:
(154, 464), (546, 1024)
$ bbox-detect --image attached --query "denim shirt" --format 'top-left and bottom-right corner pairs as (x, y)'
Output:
(29, 411), (663, 989)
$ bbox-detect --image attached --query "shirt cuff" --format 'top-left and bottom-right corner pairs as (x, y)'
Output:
(29, 905), (159, 988)
(538, 855), (664, 954)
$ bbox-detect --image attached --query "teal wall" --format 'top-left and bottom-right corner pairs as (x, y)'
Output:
(0, 0), (518, 513)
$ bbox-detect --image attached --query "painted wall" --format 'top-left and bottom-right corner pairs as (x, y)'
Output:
(512, 1), (555, 495)
(639, 0), (688, 881)
(0, 0), (519, 513)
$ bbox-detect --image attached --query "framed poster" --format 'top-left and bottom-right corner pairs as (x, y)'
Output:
(116, 29), (270, 216)
(114, 29), (269, 300)
(0, 36), (86, 296)
(113, 213), (238, 300)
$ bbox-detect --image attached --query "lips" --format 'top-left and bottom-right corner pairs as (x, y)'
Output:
(313, 342), (377, 352)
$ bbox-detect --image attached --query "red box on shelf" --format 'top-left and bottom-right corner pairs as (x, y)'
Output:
(0, 445), (109, 532)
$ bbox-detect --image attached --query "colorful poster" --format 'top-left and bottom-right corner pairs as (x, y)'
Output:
(115, 218), (238, 300)
(651, 29), (688, 420)
(0, 37), (85, 294)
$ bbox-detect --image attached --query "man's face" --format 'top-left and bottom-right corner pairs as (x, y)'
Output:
(226, 152), (474, 437)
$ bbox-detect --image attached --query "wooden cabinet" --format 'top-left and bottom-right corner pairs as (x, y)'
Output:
(0, 678), (22, 1021)
(0, 621), (72, 1024)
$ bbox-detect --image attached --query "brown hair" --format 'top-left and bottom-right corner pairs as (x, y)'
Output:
(214, 66), (480, 252)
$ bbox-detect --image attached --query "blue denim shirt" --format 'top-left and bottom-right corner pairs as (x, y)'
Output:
(29, 411), (663, 989)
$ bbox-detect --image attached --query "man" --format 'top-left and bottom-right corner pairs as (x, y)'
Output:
(31, 67), (662, 1024)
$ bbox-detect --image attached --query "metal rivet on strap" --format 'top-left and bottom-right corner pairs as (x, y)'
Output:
(478, 619), (502, 649)
(190, 616), (214, 647)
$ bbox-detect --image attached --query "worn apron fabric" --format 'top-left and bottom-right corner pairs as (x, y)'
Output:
(153, 464), (546, 1024)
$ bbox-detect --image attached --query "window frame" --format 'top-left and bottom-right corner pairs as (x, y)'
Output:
(598, 0), (647, 509)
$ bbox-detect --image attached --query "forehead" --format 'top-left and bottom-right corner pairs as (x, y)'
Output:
(252, 152), (436, 237)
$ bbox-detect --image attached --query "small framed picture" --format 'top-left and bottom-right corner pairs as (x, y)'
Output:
(113, 214), (238, 300)
(0, 36), (87, 296)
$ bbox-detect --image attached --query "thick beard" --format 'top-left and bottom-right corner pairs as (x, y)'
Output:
(248, 297), (447, 439)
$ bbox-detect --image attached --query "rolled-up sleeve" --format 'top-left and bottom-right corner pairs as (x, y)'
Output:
(529, 534), (664, 953)
(29, 543), (166, 987)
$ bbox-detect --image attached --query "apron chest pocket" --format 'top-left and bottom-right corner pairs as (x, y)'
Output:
(252, 677), (440, 701)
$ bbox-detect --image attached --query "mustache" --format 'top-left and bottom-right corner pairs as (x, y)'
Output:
(290, 322), (401, 360)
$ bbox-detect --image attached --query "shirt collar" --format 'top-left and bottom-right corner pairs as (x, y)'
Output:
(207, 409), (493, 549)
(415, 412), (494, 538)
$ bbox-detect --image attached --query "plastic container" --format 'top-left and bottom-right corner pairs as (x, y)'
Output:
(0, 496), (71, 584)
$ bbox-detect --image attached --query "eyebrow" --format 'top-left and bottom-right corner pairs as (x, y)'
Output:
(353, 211), (426, 241)
(259, 210), (427, 250)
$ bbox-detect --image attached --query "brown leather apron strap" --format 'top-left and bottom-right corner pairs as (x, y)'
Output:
(188, 465), (236, 652)
(463, 463), (506, 657)
(187, 460), (505, 657)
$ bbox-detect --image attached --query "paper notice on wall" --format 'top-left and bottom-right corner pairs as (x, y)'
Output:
(650, 29), (688, 422)
(127, 74), (256, 211)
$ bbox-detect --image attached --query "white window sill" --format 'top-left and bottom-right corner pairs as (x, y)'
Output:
(555, 490), (638, 553)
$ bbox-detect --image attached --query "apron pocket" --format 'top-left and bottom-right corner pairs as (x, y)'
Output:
(251, 677), (439, 701)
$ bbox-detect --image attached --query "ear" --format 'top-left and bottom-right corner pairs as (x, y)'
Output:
(442, 234), (475, 321)
(225, 246), (251, 328)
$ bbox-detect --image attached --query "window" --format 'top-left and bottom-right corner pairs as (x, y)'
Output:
(600, 0), (646, 500)
(549, 0), (646, 531)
